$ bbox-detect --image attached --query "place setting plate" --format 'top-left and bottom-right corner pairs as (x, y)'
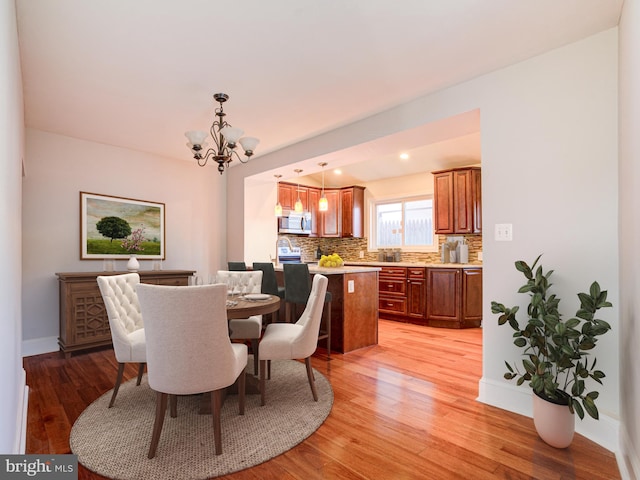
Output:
(243, 293), (271, 301)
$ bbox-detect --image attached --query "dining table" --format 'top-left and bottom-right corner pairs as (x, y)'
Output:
(226, 293), (281, 320)
(199, 293), (281, 414)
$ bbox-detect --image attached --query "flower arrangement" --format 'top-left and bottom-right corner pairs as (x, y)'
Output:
(121, 227), (146, 253)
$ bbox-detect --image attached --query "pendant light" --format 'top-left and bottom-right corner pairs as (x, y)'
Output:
(318, 162), (328, 211)
(274, 174), (283, 217)
(294, 169), (304, 213)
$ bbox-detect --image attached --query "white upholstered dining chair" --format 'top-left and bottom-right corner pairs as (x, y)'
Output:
(258, 274), (328, 406)
(96, 273), (146, 408)
(136, 283), (248, 458)
(216, 269), (263, 374)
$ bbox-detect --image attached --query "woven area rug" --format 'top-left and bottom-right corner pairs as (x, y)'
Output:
(70, 359), (333, 480)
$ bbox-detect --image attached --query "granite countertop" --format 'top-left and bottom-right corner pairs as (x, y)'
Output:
(274, 264), (381, 274)
(344, 261), (483, 268)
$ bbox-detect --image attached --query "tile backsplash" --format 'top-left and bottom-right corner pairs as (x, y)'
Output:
(279, 235), (483, 264)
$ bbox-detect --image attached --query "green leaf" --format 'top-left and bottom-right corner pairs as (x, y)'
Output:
(514, 337), (527, 348)
(583, 396), (599, 420)
(572, 399), (585, 420)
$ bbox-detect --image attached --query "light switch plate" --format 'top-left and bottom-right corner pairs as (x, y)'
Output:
(348, 280), (355, 293)
(495, 223), (513, 241)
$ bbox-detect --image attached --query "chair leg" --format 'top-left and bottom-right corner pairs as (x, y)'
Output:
(136, 363), (145, 385)
(212, 390), (223, 455)
(305, 357), (318, 402)
(169, 395), (177, 418)
(251, 339), (259, 375)
(285, 302), (292, 323)
(238, 369), (246, 415)
(109, 363), (125, 408)
(259, 360), (267, 406)
(148, 392), (168, 459)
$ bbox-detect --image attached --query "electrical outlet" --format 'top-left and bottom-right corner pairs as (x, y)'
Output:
(348, 280), (355, 293)
(359, 250), (365, 259)
(495, 223), (513, 241)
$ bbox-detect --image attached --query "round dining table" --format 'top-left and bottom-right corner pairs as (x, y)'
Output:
(198, 294), (282, 414)
(226, 294), (281, 319)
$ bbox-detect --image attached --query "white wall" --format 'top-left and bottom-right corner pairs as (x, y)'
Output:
(22, 130), (227, 352)
(618, 1), (640, 477)
(1, 0), (27, 454)
(228, 29), (622, 452)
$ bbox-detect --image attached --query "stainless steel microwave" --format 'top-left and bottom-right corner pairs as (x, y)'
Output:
(278, 212), (312, 235)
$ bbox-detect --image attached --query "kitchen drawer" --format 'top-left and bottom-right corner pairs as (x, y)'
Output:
(379, 296), (407, 315)
(379, 266), (407, 278)
(378, 277), (406, 295)
(407, 267), (425, 279)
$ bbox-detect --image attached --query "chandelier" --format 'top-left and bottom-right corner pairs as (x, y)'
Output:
(185, 93), (259, 174)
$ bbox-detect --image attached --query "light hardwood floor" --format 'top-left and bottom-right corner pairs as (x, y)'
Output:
(24, 320), (621, 479)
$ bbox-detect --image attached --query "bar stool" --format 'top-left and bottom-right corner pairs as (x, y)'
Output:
(252, 262), (285, 324)
(283, 263), (332, 358)
(228, 261), (247, 271)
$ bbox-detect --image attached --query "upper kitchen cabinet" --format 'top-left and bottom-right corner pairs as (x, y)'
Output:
(340, 186), (365, 238)
(318, 189), (340, 237)
(432, 167), (481, 234)
(278, 182), (309, 212)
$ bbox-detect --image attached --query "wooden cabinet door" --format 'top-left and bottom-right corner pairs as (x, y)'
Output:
(433, 171), (454, 234)
(426, 268), (460, 324)
(340, 186), (365, 238)
(406, 268), (426, 320)
(461, 268), (483, 326)
(278, 183), (295, 211)
(308, 188), (320, 236)
(320, 189), (340, 237)
(472, 168), (482, 234)
(453, 169), (474, 234)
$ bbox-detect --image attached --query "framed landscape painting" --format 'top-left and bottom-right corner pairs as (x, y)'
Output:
(80, 192), (165, 260)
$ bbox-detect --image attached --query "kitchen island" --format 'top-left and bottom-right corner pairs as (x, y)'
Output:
(275, 265), (380, 353)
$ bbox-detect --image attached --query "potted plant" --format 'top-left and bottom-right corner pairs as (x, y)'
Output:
(491, 255), (612, 447)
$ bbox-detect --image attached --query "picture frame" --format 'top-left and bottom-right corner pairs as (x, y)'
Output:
(80, 192), (165, 260)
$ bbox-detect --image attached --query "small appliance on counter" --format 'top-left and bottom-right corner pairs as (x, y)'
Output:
(277, 246), (302, 264)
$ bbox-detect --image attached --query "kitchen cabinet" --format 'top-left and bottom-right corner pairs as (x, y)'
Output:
(433, 167), (481, 234)
(279, 182), (364, 238)
(378, 266), (407, 317)
(378, 266), (427, 325)
(406, 267), (426, 321)
(56, 270), (195, 358)
(307, 188), (320, 236)
(340, 186), (365, 238)
(426, 267), (482, 328)
(278, 182), (308, 212)
(318, 189), (340, 237)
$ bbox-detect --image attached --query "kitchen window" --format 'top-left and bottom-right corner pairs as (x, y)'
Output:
(371, 195), (436, 251)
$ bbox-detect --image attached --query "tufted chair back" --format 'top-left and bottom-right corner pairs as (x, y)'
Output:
(97, 273), (144, 362)
(216, 270), (263, 295)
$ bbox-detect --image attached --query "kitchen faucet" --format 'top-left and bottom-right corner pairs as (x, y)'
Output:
(274, 236), (294, 265)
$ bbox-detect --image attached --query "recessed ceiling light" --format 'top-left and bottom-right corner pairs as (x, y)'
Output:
(334, 169), (342, 175)
(400, 153), (409, 160)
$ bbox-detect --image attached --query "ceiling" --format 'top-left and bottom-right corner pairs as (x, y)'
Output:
(16, 0), (623, 186)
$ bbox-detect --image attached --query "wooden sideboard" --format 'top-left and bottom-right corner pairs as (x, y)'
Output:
(56, 270), (195, 358)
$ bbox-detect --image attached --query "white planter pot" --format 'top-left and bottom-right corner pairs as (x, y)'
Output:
(532, 391), (575, 448)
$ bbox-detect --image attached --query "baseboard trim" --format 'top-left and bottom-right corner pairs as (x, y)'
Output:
(22, 336), (58, 357)
(617, 427), (640, 480)
(14, 369), (28, 454)
(478, 376), (620, 454)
